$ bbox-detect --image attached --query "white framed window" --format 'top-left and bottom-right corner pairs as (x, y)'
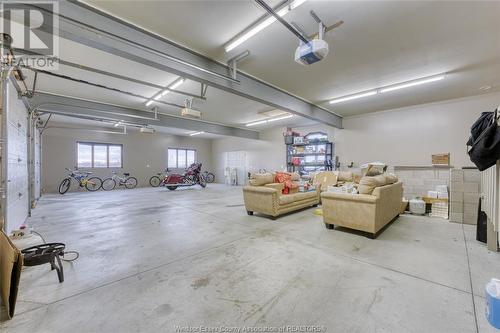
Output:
(168, 148), (196, 168)
(77, 142), (123, 168)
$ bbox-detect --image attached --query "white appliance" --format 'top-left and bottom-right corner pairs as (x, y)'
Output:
(181, 107), (202, 119)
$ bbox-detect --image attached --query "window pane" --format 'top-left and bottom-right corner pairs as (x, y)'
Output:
(187, 150), (195, 166)
(77, 143), (92, 168)
(177, 149), (187, 168)
(168, 149), (177, 168)
(109, 145), (122, 168)
(93, 145), (107, 168)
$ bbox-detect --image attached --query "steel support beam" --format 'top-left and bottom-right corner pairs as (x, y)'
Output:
(28, 1), (342, 128)
(28, 92), (260, 140)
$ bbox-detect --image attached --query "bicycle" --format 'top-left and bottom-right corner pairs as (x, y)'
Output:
(202, 171), (215, 183)
(149, 169), (168, 187)
(58, 168), (103, 194)
(102, 171), (138, 190)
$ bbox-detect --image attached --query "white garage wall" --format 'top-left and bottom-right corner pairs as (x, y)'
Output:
(41, 123), (213, 193)
(211, 128), (286, 183)
(4, 80), (30, 234)
(336, 91), (500, 168)
(211, 92), (500, 178)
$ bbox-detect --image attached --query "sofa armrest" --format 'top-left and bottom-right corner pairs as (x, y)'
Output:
(321, 192), (378, 204)
(264, 183), (284, 192)
(243, 185), (278, 194)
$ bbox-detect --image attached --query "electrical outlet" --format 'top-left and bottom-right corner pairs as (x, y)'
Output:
(11, 229), (29, 239)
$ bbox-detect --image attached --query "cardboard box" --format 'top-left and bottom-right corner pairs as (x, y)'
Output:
(432, 153), (450, 166)
(449, 212), (463, 223)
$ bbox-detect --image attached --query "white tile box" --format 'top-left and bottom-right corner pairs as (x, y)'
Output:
(438, 170), (451, 180)
(449, 212), (463, 223)
(464, 203), (479, 214)
(450, 202), (464, 213)
(463, 182), (479, 193)
(464, 192), (480, 204)
(463, 211), (478, 225)
(450, 191), (464, 202)
(463, 169), (481, 183)
(450, 169), (464, 182)
(450, 182), (464, 192)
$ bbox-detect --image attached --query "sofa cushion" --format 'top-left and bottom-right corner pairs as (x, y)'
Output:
(313, 171), (338, 191)
(279, 191), (317, 205)
(384, 173), (398, 184)
(249, 173), (274, 186)
(337, 171), (353, 182)
(358, 174), (387, 195)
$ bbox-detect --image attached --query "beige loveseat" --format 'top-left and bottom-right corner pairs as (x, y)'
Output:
(243, 173), (320, 219)
(321, 174), (403, 238)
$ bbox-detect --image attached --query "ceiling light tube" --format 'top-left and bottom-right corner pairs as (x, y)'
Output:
(245, 114), (294, 126)
(189, 131), (204, 136)
(245, 120), (268, 127)
(379, 74), (446, 93)
(161, 77), (186, 97)
(267, 114), (293, 122)
(224, 0), (308, 52)
(329, 90), (378, 104)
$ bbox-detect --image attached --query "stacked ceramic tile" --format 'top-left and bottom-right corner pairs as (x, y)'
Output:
(449, 169), (481, 224)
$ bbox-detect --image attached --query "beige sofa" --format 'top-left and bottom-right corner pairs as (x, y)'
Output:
(321, 180), (403, 238)
(243, 174), (320, 219)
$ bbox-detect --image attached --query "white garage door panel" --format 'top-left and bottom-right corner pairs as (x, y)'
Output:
(4, 81), (29, 234)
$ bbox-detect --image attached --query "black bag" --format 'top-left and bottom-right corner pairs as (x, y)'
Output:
(468, 109), (500, 171)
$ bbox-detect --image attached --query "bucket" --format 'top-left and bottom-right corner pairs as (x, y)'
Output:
(486, 278), (500, 329)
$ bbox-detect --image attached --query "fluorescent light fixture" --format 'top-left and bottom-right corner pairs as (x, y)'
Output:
(246, 114), (294, 127)
(224, 0), (308, 52)
(145, 77), (185, 106)
(327, 74), (446, 105)
(161, 77), (185, 97)
(267, 114), (294, 122)
(329, 90), (378, 105)
(189, 131), (204, 136)
(379, 74), (445, 93)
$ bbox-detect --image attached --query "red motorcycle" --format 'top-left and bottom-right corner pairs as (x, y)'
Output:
(161, 162), (207, 191)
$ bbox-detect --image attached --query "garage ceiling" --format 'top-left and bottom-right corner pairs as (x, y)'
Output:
(84, 0), (500, 116)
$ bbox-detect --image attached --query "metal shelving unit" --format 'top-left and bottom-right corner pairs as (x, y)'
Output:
(286, 140), (334, 174)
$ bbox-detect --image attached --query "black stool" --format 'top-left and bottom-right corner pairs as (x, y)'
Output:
(22, 243), (65, 283)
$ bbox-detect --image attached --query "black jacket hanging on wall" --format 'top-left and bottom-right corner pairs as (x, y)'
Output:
(467, 109), (500, 171)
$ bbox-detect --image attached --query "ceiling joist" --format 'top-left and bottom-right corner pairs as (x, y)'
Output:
(28, 1), (342, 128)
(28, 92), (260, 140)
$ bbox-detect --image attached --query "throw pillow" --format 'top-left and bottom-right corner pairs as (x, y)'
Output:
(358, 174), (387, 195)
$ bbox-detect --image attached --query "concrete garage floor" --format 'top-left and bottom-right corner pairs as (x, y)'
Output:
(2, 184), (500, 332)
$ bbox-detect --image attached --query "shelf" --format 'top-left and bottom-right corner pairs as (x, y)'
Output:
(287, 142), (330, 147)
(291, 153), (327, 157)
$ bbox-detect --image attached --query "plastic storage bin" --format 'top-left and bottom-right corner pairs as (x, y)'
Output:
(486, 279), (500, 329)
(409, 198), (426, 215)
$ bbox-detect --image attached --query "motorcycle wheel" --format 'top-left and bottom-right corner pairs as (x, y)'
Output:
(204, 172), (215, 183)
(167, 186), (178, 191)
(198, 175), (207, 188)
(149, 176), (161, 187)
